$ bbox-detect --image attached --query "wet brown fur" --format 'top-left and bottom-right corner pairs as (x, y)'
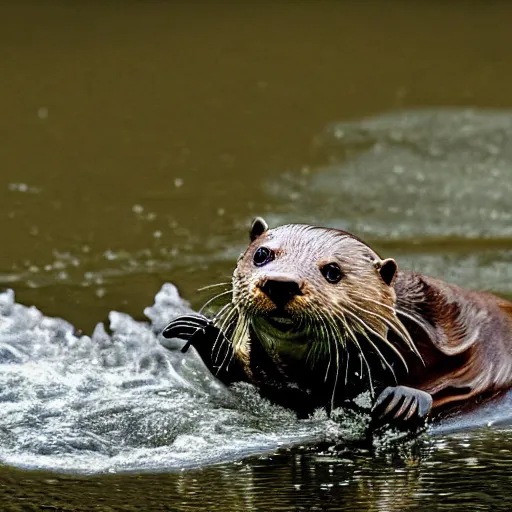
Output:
(224, 223), (512, 419)
(394, 272), (512, 411)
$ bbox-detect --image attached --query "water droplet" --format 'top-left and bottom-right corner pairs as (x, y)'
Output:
(37, 107), (49, 119)
(104, 250), (117, 261)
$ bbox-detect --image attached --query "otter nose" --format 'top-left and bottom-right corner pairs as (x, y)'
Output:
(260, 279), (303, 308)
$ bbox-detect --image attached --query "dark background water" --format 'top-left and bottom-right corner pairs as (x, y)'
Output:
(2, 1), (512, 510)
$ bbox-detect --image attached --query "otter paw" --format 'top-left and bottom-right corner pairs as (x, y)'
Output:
(161, 314), (218, 353)
(370, 385), (433, 432)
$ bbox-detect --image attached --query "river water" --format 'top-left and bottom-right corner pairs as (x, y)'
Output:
(2, 1), (512, 510)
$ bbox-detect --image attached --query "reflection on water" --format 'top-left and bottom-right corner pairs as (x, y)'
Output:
(2, 431), (512, 511)
(3, 0), (512, 510)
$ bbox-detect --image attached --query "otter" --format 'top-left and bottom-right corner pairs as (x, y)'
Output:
(161, 218), (512, 431)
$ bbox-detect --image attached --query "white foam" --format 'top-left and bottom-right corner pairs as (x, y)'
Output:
(0, 284), (347, 474)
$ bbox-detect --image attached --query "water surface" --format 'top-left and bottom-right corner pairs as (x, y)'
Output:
(2, 1), (512, 510)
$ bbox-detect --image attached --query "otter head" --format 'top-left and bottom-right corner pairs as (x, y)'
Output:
(228, 217), (408, 369)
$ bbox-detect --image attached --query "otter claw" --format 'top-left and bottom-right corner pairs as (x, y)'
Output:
(371, 385), (432, 431)
(162, 314), (215, 353)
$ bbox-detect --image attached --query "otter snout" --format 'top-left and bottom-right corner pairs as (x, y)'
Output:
(259, 277), (303, 308)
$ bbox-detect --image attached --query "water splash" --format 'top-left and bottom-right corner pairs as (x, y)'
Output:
(0, 284), (348, 474)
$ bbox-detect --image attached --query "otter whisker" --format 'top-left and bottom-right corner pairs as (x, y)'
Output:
(355, 322), (396, 386)
(372, 295), (434, 338)
(219, 314), (240, 372)
(316, 309), (332, 363)
(324, 321), (337, 382)
(332, 308), (378, 388)
(211, 301), (234, 336)
(327, 311), (345, 350)
(348, 299), (402, 338)
(340, 307), (400, 383)
(320, 313), (335, 383)
(397, 308), (436, 340)
(332, 332), (340, 413)
(214, 324), (236, 372)
(343, 303), (409, 373)
(212, 302), (233, 323)
(344, 307), (399, 373)
(215, 303), (237, 337)
(305, 309), (328, 368)
(326, 313), (345, 411)
(324, 336), (333, 383)
(362, 297), (429, 358)
(329, 310), (351, 387)
(331, 309), (375, 395)
(230, 312), (251, 365)
(364, 297), (397, 312)
(320, 310), (340, 405)
(197, 282), (232, 292)
(222, 307), (248, 373)
(303, 312), (321, 364)
(351, 299), (423, 362)
(329, 309), (352, 357)
(199, 289), (233, 314)
(212, 305), (238, 366)
(331, 313), (351, 387)
(217, 320), (239, 372)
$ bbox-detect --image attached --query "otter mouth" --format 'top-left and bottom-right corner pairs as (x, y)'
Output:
(265, 311), (296, 332)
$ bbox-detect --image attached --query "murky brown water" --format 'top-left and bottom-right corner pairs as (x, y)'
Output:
(1, 430), (511, 512)
(3, 1), (512, 510)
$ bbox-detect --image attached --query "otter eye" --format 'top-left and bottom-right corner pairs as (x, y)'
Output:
(253, 247), (274, 266)
(321, 263), (343, 284)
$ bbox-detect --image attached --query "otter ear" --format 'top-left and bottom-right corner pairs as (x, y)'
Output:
(250, 217), (268, 241)
(375, 258), (398, 286)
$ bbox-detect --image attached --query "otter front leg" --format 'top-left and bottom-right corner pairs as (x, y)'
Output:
(161, 314), (243, 384)
(370, 385), (433, 432)
(162, 314), (218, 354)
